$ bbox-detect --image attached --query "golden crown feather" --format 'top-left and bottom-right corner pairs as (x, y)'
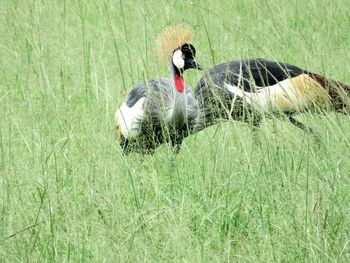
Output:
(155, 24), (193, 60)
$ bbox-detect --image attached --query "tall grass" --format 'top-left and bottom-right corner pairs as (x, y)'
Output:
(1, 0), (349, 261)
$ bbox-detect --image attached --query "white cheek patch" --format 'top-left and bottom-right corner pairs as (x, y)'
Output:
(172, 49), (185, 69)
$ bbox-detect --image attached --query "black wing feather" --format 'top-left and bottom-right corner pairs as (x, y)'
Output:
(197, 58), (305, 93)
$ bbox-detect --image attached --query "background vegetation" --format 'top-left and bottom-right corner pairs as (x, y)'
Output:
(1, 0), (349, 261)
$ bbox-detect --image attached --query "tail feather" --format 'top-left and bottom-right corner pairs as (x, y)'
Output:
(309, 73), (350, 111)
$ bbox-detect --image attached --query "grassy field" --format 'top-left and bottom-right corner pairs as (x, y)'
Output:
(1, 0), (350, 261)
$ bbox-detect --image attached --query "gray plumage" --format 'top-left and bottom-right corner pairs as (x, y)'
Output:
(115, 43), (202, 154)
(119, 78), (200, 154)
(150, 78), (197, 126)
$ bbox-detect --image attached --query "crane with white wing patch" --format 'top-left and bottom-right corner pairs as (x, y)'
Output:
(195, 58), (350, 132)
(115, 25), (202, 154)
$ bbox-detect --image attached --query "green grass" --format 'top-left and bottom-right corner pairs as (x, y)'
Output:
(1, 0), (350, 261)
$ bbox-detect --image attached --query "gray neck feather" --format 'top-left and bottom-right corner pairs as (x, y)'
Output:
(168, 62), (188, 124)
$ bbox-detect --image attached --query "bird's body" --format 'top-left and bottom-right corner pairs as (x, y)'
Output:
(195, 58), (350, 130)
(115, 25), (202, 154)
(116, 77), (199, 153)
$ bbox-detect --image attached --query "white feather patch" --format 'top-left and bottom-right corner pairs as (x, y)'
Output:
(224, 77), (309, 112)
(172, 50), (184, 69)
(115, 98), (145, 139)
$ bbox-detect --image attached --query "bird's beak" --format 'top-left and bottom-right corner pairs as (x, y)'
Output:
(184, 58), (203, 70)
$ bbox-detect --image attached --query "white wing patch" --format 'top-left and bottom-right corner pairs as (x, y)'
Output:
(225, 74), (329, 112)
(115, 97), (145, 139)
(224, 80), (291, 111)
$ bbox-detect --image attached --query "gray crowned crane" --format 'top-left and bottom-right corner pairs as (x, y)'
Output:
(115, 25), (202, 154)
(195, 58), (350, 132)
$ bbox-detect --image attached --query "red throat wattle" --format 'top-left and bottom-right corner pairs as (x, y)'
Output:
(174, 74), (185, 93)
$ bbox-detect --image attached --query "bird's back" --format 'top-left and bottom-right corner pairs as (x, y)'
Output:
(194, 59), (310, 124)
(195, 58), (305, 94)
(195, 58), (350, 126)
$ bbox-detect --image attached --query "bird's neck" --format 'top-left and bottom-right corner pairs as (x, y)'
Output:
(170, 63), (185, 93)
(168, 62), (189, 125)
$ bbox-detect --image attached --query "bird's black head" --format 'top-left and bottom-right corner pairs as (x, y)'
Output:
(172, 43), (202, 72)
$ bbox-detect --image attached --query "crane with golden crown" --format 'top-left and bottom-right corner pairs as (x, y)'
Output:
(115, 25), (202, 154)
